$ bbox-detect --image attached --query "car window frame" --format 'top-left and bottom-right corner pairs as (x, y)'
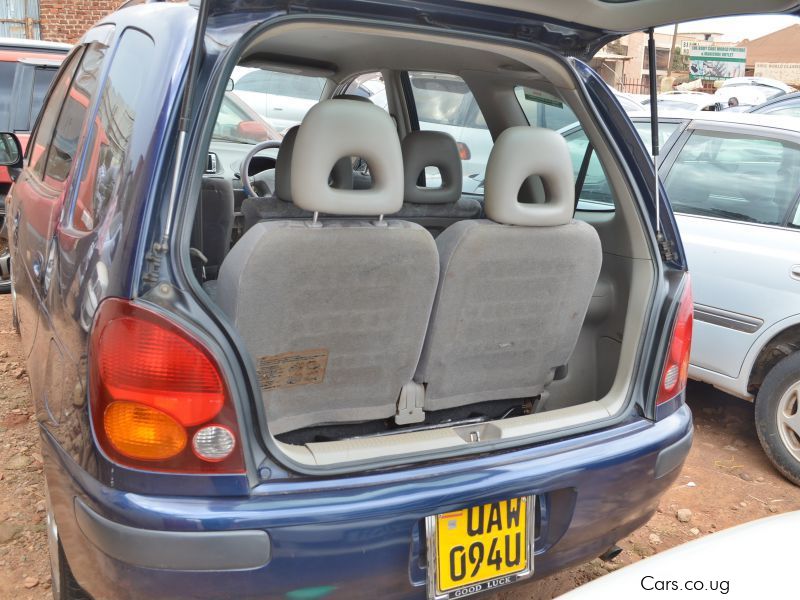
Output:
(25, 45), (86, 173)
(660, 121), (800, 229)
(63, 26), (153, 235)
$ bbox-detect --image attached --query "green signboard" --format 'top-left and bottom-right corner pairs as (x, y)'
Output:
(688, 45), (747, 81)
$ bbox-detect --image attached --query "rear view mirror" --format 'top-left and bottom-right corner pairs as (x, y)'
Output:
(0, 132), (22, 168)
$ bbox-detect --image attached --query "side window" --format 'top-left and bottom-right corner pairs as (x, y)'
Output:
(514, 87), (577, 132)
(408, 72), (492, 185)
(41, 42), (108, 186)
(562, 128), (615, 210)
(69, 30), (154, 232)
(28, 49), (83, 178)
(761, 104), (800, 119)
(29, 67), (59, 129)
(345, 72), (387, 110)
(231, 67), (325, 132)
(0, 61), (16, 130)
(664, 131), (800, 226)
(515, 86), (615, 211)
(632, 121), (682, 151)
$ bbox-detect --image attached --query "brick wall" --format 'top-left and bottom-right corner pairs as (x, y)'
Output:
(39, 0), (119, 44)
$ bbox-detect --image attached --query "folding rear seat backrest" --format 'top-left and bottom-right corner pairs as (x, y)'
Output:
(414, 126), (602, 412)
(215, 99), (440, 435)
(398, 130), (482, 236)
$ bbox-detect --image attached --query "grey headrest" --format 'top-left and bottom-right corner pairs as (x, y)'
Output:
(485, 127), (574, 226)
(331, 93), (373, 103)
(275, 125), (354, 203)
(291, 100), (403, 216)
(401, 131), (463, 205)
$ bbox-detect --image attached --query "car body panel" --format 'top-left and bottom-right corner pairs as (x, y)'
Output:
(44, 404), (692, 599)
(675, 215), (800, 379)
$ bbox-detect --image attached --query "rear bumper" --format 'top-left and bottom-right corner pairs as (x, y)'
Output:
(43, 405), (692, 600)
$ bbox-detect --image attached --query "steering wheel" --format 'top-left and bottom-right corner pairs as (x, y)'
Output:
(241, 140), (282, 198)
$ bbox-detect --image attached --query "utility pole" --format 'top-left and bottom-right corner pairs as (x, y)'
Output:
(666, 22), (679, 77)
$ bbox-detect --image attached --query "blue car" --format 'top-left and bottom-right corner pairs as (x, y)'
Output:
(4, 1), (789, 598)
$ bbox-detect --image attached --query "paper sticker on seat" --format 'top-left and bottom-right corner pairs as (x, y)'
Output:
(257, 349), (328, 390)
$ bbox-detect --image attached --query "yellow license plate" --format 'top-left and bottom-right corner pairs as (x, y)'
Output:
(426, 496), (533, 599)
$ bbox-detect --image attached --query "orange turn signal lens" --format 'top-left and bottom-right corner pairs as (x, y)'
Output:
(104, 401), (187, 461)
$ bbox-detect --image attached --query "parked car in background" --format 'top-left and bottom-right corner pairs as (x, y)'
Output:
(0, 37), (69, 293)
(561, 111), (800, 485)
(748, 90), (800, 117)
(562, 511), (800, 599)
(230, 65), (326, 132)
(646, 91), (718, 112)
(713, 76), (795, 109)
(614, 90), (650, 114)
(7, 1), (797, 598)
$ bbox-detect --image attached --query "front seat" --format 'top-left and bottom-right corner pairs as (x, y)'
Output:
(215, 99), (440, 435)
(240, 94), (373, 232)
(414, 126), (602, 412)
(191, 176), (235, 280)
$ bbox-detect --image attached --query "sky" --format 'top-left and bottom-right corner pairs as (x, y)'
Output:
(655, 14), (799, 43)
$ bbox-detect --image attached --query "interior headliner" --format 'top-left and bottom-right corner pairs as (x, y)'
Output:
(461, 0), (799, 34)
(241, 24), (547, 85)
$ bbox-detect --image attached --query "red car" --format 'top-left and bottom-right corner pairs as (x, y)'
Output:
(0, 37), (69, 292)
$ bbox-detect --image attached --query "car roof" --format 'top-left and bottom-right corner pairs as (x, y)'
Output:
(749, 90), (800, 112)
(632, 110), (800, 133)
(0, 37), (71, 52)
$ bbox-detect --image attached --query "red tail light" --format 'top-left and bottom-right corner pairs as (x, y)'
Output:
(456, 142), (471, 161)
(89, 298), (245, 473)
(656, 275), (693, 406)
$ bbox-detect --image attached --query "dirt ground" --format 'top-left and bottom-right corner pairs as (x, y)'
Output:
(1, 294), (799, 599)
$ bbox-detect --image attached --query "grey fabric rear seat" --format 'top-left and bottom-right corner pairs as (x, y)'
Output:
(215, 99), (439, 435)
(414, 126), (602, 412)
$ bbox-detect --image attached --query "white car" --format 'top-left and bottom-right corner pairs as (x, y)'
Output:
(560, 111), (800, 485)
(562, 511), (799, 599)
(648, 91), (719, 112)
(714, 76), (795, 108)
(230, 66), (326, 132)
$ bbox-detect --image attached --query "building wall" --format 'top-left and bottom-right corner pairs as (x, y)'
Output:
(39, 0), (117, 43)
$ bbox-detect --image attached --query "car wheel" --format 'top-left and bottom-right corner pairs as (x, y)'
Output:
(46, 486), (90, 600)
(52, 540), (90, 600)
(755, 352), (800, 486)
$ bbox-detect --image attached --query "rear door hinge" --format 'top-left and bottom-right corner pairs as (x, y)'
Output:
(656, 232), (678, 263)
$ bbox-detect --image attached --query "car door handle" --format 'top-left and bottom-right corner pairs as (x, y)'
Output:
(792, 265), (800, 281)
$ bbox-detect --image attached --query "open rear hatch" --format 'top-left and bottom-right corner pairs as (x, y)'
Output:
(170, 0), (798, 472)
(199, 0), (800, 58)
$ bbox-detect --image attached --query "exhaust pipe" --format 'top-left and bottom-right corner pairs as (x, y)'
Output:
(599, 544), (623, 562)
